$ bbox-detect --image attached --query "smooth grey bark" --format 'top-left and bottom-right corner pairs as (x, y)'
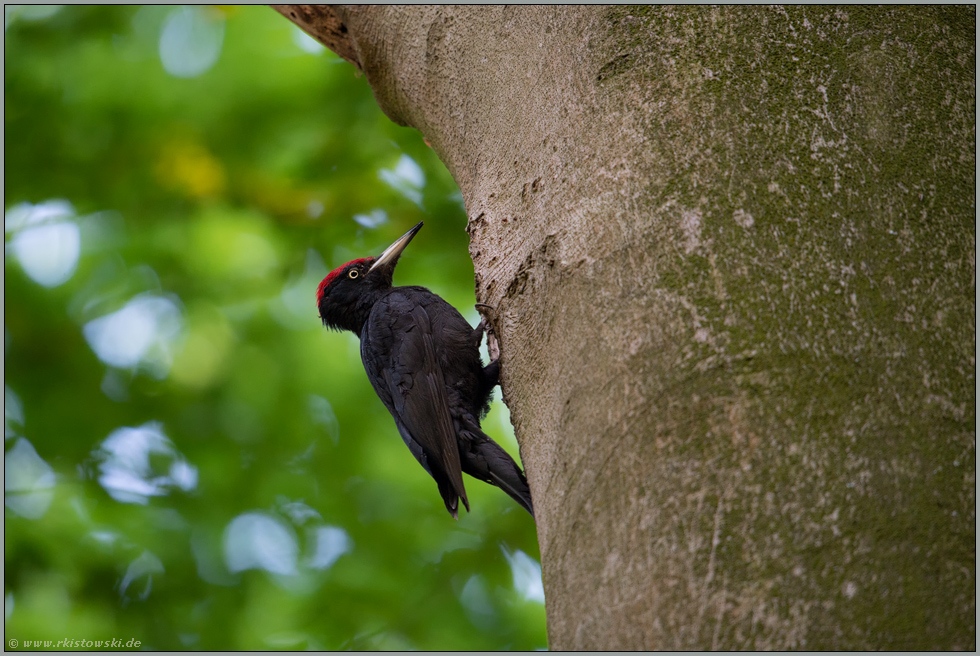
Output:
(276, 5), (976, 650)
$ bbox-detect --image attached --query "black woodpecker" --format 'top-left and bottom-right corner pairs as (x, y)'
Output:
(316, 222), (533, 519)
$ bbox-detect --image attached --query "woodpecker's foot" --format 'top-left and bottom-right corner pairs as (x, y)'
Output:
(473, 304), (497, 343)
(472, 318), (489, 349)
(474, 304), (501, 363)
(486, 332), (501, 363)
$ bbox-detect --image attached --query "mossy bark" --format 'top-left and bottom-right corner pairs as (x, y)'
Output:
(277, 5), (976, 649)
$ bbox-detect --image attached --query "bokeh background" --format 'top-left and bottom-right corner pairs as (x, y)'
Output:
(4, 5), (545, 650)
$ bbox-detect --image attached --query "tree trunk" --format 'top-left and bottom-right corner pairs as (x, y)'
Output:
(275, 5), (976, 650)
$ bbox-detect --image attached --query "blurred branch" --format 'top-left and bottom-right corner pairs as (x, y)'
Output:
(270, 5), (361, 69)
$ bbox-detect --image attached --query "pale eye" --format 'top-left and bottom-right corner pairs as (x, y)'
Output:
(348, 269), (359, 279)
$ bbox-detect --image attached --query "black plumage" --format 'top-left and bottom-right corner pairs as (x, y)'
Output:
(316, 222), (533, 519)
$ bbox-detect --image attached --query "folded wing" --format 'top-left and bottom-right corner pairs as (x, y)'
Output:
(362, 297), (469, 517)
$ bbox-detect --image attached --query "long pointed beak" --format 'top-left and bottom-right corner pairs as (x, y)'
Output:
(369, 221), (423, 273)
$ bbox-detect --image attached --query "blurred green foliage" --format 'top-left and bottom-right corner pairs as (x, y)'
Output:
(4, 5), (544, 650)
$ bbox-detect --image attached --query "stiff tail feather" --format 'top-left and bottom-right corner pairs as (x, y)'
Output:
(460, 426), (534, 518)
(488, 468), (534, 518)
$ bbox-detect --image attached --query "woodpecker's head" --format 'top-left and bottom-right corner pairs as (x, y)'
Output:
(317, 221), (423, 333)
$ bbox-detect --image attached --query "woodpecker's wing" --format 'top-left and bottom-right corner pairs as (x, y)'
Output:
(361, 293), (469, 517)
